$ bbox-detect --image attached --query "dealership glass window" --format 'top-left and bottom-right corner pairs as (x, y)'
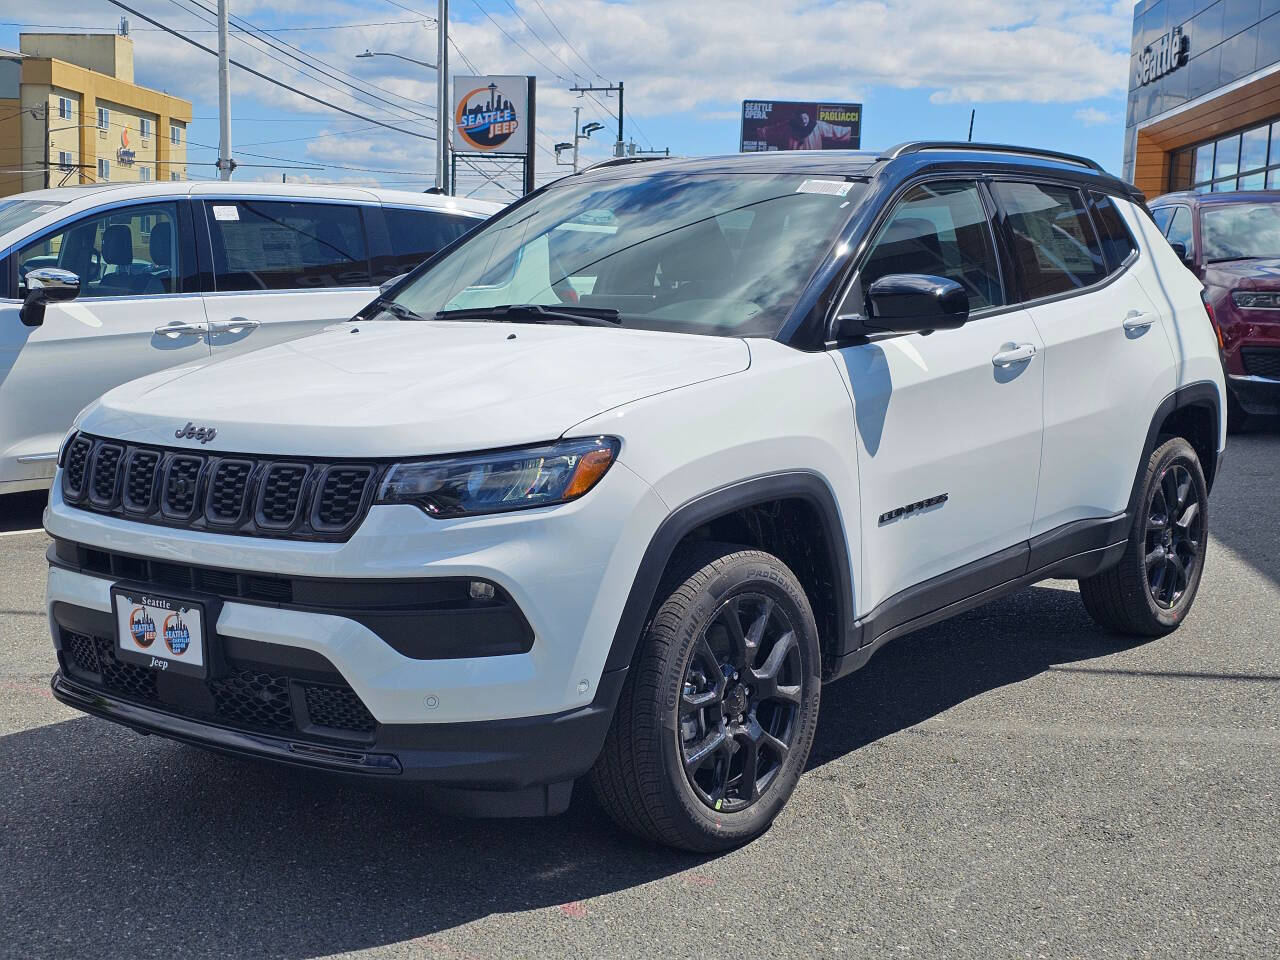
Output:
(1214, 134), (1241, 181)
(859, 181), (1004, 310)
(1170, 115), (1280, 192)
(1241, 125), (1269, 172)
(16, 202), (188, 296)
(991, 182), (1106, 300)
(57, 96), (72, 120)
(97, 158), (109, 182)
(205, 200), (369, 291)
(97, 107), (109, 131)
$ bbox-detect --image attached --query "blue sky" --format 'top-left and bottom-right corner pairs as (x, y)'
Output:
(1, 1), (1138, 199)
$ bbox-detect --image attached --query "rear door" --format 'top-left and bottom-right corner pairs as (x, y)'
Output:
(0, 199), (206, 489)
(831, 179), (1045, 615)
(989, 180), (1175, 536)
(199, 198), (376, 359)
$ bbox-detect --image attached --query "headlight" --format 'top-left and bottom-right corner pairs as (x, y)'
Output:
(1231, 290), (1280, 309)
(375, 437), (620, 518)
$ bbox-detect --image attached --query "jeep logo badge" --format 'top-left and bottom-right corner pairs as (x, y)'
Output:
(175, 422), (218, 444)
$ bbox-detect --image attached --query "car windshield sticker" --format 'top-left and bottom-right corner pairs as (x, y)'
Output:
(796, 179), (853, 197)
(212, 205), (240, 221)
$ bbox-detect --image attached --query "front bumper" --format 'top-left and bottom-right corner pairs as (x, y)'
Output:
(1227, 373), (1280, 415)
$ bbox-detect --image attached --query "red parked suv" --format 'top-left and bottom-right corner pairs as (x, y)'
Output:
(1150, 191), (1280, 429)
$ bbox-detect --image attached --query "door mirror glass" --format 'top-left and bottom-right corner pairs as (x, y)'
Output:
(1168, 241), (1194, 268)
(20, 267), (80, 326)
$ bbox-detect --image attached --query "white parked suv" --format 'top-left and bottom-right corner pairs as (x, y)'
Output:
(43, 144), (1226, 852)
(0, 181), (499, 494)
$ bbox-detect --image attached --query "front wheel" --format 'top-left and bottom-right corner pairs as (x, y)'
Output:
(1079, 436), (1209, 636)
(589, 544), (822, 852)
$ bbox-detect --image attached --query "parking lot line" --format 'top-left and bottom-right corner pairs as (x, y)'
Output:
(0, 528), (44, 538)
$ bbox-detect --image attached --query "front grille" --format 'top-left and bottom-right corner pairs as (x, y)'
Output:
(63, 434), (380, 541)
(1242, 346), (1280, 380)
(60, 629), (378, 740)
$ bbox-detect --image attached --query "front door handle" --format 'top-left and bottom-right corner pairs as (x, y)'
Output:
(209, 318), (261, 335)
(992, 343), (1037, 367)
(1122, 310), (1157, 332)
(153, 321), (208, 338)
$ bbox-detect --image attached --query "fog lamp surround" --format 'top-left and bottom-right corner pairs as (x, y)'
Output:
(376, 436), (620, 518)
(1231, 290), (1280, 309)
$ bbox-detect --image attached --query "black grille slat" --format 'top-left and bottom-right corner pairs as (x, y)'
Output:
(63, 434), (378, 542)
(1242, 347), (1280, 380)
(63, 436), (93, 499)
(89, 444), (124, 506)
(163, 456), (204, 519)
(304, 683), (377, 733)
(314, 466), (373, 530)
(206, 460), (253, 524)
(123, 450), (160, 512)
(63, 631), (100, 674)
(210, 670), (294, 733)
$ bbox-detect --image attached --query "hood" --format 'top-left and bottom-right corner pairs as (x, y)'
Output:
(79, 321), (751, 457)
(1203, 257), (1280, 287)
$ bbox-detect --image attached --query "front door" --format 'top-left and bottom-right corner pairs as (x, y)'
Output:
(198, 199), (377, 360)
(0, 200), (208, 490)
(832, 180), (1045, 617)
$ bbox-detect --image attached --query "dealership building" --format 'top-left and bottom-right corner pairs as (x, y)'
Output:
(0, 31), (190, 197)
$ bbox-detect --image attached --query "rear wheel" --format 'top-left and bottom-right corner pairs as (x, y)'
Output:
(589, 544), (821, 852)
(1079, 437), (1208, 636)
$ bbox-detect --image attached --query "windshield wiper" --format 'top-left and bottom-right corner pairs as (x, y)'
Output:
(434, 304), (623, 327)
(369, 297), (428, 322)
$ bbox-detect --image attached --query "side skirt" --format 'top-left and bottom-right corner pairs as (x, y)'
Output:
(829, 513), (1129, 681)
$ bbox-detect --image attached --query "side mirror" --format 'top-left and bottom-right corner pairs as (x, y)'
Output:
(829, 274), (970, 341)
(20, 267), (80, 327)
(1168, 241), (1195, 270)
(379, 273), (408, 296)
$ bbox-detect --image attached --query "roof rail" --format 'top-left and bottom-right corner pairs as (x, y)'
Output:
(879, 141), (1106, 173)
(577, 155), (676, 175)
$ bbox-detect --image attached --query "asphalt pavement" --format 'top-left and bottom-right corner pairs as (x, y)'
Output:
(1, 426), (1277, 960)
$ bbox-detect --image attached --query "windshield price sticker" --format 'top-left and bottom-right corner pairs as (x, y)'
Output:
(796, 179), (854, 197)
(212, 205), (240, 221)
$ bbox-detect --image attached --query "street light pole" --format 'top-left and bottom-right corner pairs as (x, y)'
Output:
(437, 0), (449, 194)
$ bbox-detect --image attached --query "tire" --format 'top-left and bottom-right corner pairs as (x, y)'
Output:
(1079, 437), (1209, 636)
(589, 543), (822, 852)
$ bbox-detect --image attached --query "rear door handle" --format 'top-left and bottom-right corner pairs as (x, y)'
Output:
(153, 321), (208, 338)
(992, 343), (1037, 367)
(1122, 310), (1157, 331)
(209, 318), (261, 335)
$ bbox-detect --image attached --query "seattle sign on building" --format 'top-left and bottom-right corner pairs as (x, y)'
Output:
(1136, 25), (1189, 87)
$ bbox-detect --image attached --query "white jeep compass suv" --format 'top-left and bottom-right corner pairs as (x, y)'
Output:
(43, 143), (1226, 852)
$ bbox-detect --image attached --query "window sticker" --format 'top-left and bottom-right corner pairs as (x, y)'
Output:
(212, 205), (240, 222)
(796, 179), (853, 197)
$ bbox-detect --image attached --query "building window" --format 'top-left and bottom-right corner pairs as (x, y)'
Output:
(97, 107), (110, 131)
(140, 117), (152, 140)
(1169, 117), (1280, 193)
(98, 158), (110, 182)
(57, 96), (73, 120)
(57, 151), (74, 171)
(170, 124), (182, 145)
(170, 171), (181, 181)
(139, 166), (152, 182)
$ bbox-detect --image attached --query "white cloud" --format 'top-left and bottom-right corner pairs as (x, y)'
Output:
(1074, 106), (1118, 126)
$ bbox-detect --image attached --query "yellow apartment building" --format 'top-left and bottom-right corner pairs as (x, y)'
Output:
(0, 31), (191, 197)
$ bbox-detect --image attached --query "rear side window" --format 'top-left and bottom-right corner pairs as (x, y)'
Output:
(205, 200), (369, 291)
(859, 180), (1004, 310)
(1089, 193), (1138, 271)
(375, 207), (479, 279)
(992, 181), (1107, 300)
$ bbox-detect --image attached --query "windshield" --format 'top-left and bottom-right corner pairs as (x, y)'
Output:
(0, 197), (66, 237)
(1202, 202), (1280, 262)
(385, 172), (863, 337)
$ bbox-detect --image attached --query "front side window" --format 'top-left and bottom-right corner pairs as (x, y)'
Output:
(1089, 192), (1138, 271)
(386, 172), (862, 337)
(1165, 207), (1194, 258)
(991, 181), (1106, 300)
(857, 180), (1003, 311)
(16, 202), (186, 297)
(205, 200), (368, 291)
(1201, 202), (1280, 262)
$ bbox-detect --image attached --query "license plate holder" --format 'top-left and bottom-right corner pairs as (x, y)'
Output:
(112, 587), (210, 680)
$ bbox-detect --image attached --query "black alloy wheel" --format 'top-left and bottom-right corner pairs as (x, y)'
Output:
(678, 593), (803, 813)
(1144, 462), (1203, 609)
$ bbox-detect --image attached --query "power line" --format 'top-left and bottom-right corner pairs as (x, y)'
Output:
(527, 0), (606, 80)
(0, 18), (434, 32)
(495, 0), (584, 81)
(103, 0), (435, 141)
(466, 0), (565, 80)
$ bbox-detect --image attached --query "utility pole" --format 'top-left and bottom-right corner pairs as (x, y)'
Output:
(570, 81), (625, 157)
(216, 0), (234, 180)
(436, 0), (449, 194)
(572, 105), (580, 172)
